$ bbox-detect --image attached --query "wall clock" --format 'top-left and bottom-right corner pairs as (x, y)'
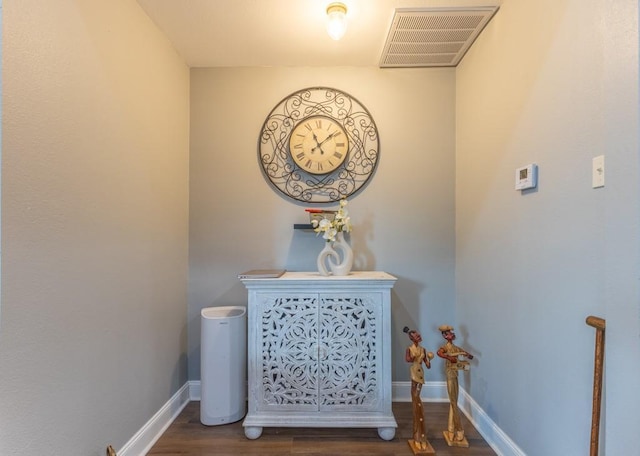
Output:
(258, 87), (379, 203)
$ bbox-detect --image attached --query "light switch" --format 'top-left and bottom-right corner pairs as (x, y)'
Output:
(592, 155), (605, 188)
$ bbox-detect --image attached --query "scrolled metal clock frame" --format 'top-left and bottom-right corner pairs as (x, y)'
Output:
(258, 87), (380, 203)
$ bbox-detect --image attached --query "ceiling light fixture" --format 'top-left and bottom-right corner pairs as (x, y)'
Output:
(326, 2), (348, 40)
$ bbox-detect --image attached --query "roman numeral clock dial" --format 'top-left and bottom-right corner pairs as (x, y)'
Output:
(258, 87), (380, 203)
(289, 116), (348, 175)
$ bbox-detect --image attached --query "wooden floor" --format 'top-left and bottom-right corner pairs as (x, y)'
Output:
(148, 401), (497, 456)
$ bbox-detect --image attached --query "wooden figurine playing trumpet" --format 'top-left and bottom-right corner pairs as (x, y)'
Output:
(403, 326), (435, 455)
(437, 325), (474, 448)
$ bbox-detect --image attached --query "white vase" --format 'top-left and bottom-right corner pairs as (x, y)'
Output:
(328, 231), (353, 276)
(317, 241), (339, 276)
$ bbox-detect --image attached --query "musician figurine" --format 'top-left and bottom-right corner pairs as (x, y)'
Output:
(437, 324), (474, 448)
(403, 326), (435, 455)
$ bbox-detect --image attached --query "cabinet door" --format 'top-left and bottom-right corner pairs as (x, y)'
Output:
(257, 293), (319, 411)
(319, 293), (383, 411)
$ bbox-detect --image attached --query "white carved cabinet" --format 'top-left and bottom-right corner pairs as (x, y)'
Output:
(240, 271), (397, 440)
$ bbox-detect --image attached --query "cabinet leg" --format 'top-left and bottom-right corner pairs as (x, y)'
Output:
(378, 427), (396, 441)
(244, 426), (263, 440)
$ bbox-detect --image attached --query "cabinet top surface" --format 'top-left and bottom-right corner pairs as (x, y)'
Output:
(241, 271), (396, 282)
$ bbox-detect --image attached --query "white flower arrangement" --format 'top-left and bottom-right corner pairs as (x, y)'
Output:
(311, 198), (352, 242)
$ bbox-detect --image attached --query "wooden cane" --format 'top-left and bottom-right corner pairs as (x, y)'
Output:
(586, 316), (605, 456)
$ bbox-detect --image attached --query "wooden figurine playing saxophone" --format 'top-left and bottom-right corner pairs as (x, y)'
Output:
(437, 324), (474, 448)
(403, 326), (435, 455)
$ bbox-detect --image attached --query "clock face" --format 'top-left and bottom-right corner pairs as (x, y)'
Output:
(258, 87), (380, 203)
(289, 116), (349, 175)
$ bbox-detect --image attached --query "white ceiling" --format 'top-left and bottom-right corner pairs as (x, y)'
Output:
(136, 0), (502, 68)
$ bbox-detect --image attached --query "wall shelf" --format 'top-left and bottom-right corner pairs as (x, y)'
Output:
(293, 224), (314, 230)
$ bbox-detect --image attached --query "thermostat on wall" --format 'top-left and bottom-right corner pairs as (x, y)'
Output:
(515, 164), (538, 191)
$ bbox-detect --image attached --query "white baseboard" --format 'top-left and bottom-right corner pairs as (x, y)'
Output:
(392, 380), (449, 402)
(188, 379), (201, 400)
(458, 388), (527, 456)
(118, 382), (190, 456)
(123, 380), (524, 456)
(394, 381), (525, 456)
(189, 380), (446, 403)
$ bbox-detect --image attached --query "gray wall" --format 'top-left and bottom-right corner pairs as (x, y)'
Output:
(3, 1), (639, 455)
(188, 67), (457, 382)
(0, 1), (190, 455)
(456, 0), (640, 454)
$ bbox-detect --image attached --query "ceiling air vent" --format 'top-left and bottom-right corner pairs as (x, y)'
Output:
(379, 6), (499, 68)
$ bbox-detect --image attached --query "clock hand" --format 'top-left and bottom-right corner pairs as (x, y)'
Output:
(311, 132), (322, 154)
(319, 130), (340, 146)
(316, 131), (341, 154)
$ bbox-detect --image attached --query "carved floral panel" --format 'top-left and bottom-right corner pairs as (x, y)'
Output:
(259, 294), (379, 410)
